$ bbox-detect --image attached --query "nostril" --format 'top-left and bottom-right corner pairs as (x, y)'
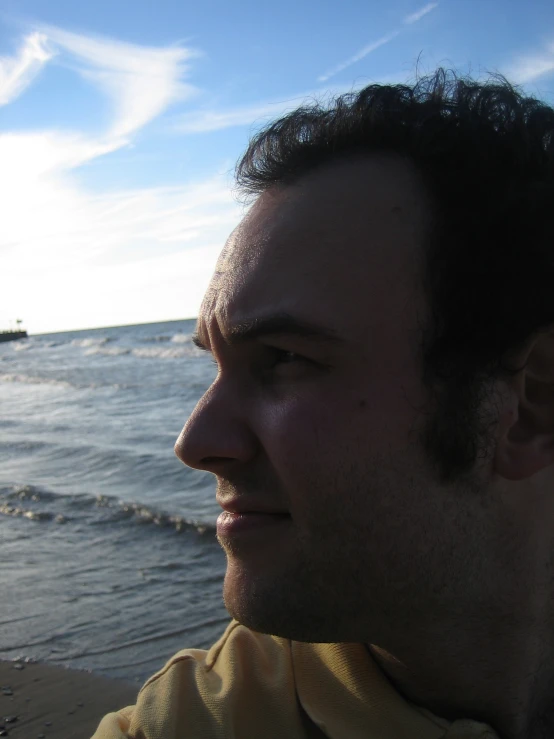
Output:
(201, 456), (229, 465)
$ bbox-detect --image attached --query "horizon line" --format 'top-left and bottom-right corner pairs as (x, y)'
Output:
(31, 316), (198, 336)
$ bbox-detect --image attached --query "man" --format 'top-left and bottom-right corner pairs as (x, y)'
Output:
(92, 69), (554, 739)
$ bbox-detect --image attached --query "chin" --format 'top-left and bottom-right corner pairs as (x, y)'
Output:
(222, 571), (345, 642)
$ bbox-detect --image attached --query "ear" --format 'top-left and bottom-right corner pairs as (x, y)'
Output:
(495, 330), (554, 482)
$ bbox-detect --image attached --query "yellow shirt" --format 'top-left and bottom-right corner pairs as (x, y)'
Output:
(91, 620), (500, 738)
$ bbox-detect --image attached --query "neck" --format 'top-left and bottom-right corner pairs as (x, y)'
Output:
(368, 618), (554, 739)
(365, 466), (554, 739)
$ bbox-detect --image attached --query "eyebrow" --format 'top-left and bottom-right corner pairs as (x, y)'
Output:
(191, 313), (344, 351)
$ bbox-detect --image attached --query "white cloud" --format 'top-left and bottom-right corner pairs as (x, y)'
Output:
(318, 31), (401, 83)
(403, 2), (439, 25)
(175, 99), (300, 134)
(2, 243), (230, 334)
(0, 32), (54, 105)
(317, 2), (438, 84)
(173, 85), (352, 134)
(504, 41), (554, 84)
(41, 25), (200, 138)
(0, 164), (244, 333)
(0, 131), (122, 184)
(0, 26), (244, 334)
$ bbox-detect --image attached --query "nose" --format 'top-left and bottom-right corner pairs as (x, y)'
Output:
(174, 379), (258, 473)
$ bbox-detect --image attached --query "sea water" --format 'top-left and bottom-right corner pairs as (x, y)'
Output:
(0, 320), (231, 683)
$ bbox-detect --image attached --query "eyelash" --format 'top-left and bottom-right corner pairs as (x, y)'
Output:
(209, 348), (306, 369)
(267, 348), (303, 366)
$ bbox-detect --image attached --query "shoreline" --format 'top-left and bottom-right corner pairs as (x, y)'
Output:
(0, 659), (139, 738)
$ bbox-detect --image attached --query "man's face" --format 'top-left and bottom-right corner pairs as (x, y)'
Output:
(175, 155), (494, 645)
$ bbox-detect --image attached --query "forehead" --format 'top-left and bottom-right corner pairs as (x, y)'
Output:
(200, 154), (430, 343)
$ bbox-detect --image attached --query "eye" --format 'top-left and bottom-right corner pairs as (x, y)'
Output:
(208, 350), (302, 366)
(206, 347), (316, 375)
(266, 348), (305, 368)
(262, 348), (322, 380)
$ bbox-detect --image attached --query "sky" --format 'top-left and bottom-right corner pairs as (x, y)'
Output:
(1, 0), (554, 334)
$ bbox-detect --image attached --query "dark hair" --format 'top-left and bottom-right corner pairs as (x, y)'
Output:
(235, 68), (554, 486)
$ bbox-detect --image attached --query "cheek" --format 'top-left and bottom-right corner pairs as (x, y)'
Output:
(256, 395), (341, 457)
(252, 392), (373, 494)
(255, 398), (345, 524)
(252, 396), (389, 552)
(254, 381), (417, 467)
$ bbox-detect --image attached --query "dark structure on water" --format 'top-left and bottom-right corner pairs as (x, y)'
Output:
(0, 319), (27, 342)
(0, 330), (27, 343)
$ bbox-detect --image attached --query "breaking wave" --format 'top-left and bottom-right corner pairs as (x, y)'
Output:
(131, 345), (203, 360)
(71, 337), (112, 348)
(84, 347), (131, 357)
(0, 485), (216, 536)
(0, 373), (71, 388)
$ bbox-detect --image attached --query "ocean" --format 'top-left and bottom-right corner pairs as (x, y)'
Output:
(0, 319), (231, 684)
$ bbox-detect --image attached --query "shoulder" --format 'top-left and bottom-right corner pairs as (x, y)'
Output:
(92, 621), (296, 739)
(141, 619), (292, 692)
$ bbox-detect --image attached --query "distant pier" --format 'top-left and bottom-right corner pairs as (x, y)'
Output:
(0, 330), (28, 343)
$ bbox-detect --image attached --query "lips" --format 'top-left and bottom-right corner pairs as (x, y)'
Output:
(216, 510), (291, 537)
(217, 497), (289, 516)
(215, 496), (291, 538)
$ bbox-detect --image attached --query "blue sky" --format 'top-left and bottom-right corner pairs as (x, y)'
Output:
(2, 0), (554, 333)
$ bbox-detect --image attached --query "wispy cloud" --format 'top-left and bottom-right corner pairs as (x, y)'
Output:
(504, 40), (554, 84)
(317, 2), (439, 83)
(1, 25), (199, 180)
(0, 31), (54, 105)
(318, 31), (401, 83)
(403, 2), (439, 25)
(0, 26), (243, 333)
(41, 25), (200, 139)
(175, 99), (300, 134)
(173, 85), (353, 134)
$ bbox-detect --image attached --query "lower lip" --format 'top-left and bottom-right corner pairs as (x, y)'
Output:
(216, 511), (290, 537)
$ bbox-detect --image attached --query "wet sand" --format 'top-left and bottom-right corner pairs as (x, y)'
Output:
(0, 660), (139, 738)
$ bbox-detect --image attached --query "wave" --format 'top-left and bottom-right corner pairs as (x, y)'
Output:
(71, 337), (111, 348)
(84, 346), (131, 356)
(131, 346), (199, 359)
(0, 373), (72, 388)
(141, 335), (172, 343)
(0, 485), (216, 536)
(0, 372), (136, 390)
(137, 333), (192, 345)
(25, 339), (65, 349)
(0, 504), (67, 523)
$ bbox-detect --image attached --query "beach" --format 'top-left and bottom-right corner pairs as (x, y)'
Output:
(0, 659), (138, 738)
